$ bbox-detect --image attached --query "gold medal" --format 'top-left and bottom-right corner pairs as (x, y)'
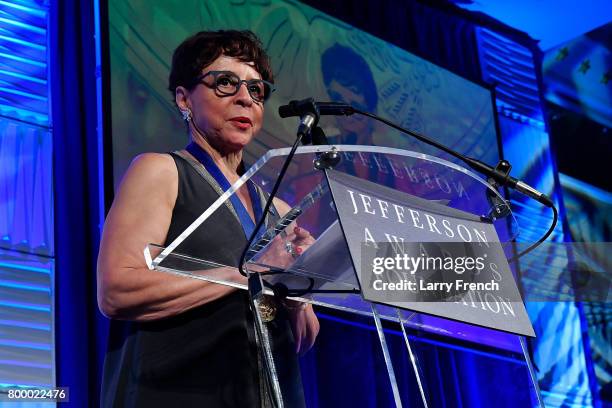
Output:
(257, 296), (277, 322)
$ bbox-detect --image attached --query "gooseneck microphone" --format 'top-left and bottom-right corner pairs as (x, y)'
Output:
(275, 98), (558, 261)
(279, 98), (554, 208)
(280, 98), (554, 207)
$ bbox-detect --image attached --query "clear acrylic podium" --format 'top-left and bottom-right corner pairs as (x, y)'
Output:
(144, 145), (544, 408)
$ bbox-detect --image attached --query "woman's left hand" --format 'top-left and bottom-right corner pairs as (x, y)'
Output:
(287, 302), (320, 355)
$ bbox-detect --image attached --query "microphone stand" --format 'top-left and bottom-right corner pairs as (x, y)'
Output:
(236, 100), (321, 408)
(237, 100), (319, 280)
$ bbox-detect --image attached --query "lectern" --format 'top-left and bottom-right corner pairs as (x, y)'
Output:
(145, 145), (543, 408)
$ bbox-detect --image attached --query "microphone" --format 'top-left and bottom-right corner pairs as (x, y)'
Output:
(278, 98), (354, 118)
(463, 157), (554, 207)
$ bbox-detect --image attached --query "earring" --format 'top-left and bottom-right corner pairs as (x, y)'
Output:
(180, 108), (192, 122)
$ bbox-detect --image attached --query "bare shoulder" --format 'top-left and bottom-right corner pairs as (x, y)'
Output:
(116, 153), (177, 199)
(105, 152), (179, 234)
(126, 152), (177, 181)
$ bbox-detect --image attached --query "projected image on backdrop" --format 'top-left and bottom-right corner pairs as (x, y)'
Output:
(108, 0), (499, 190)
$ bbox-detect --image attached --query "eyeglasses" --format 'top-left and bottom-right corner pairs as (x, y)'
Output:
(196, 70), (275, 103)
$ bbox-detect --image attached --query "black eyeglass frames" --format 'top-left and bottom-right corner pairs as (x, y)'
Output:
(196, 70), (275, 103)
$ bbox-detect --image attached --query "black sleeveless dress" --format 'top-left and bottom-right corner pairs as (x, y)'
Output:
(101, 153), (304, 407)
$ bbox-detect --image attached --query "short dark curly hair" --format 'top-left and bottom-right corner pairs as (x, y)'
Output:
(168, 30), (274, 97)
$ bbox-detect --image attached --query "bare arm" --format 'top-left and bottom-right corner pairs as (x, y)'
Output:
(97, 153), (244, 321)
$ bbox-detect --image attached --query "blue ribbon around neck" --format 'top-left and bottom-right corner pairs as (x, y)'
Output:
(186, 142), (264, 242)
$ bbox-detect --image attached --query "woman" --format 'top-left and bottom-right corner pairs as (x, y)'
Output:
(97, 30), (319, 407)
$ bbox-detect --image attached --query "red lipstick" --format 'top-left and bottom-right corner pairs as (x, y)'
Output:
(229, 116), (252, 128)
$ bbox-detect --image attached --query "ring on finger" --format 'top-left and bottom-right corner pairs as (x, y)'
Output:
(285, 241), (297, 258)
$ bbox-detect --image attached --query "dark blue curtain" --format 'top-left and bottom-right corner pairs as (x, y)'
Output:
(50, 0), (108, 405)
(301, 0), (483, 83)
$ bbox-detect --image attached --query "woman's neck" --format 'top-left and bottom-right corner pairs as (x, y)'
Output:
(190, 134), (243, 179)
